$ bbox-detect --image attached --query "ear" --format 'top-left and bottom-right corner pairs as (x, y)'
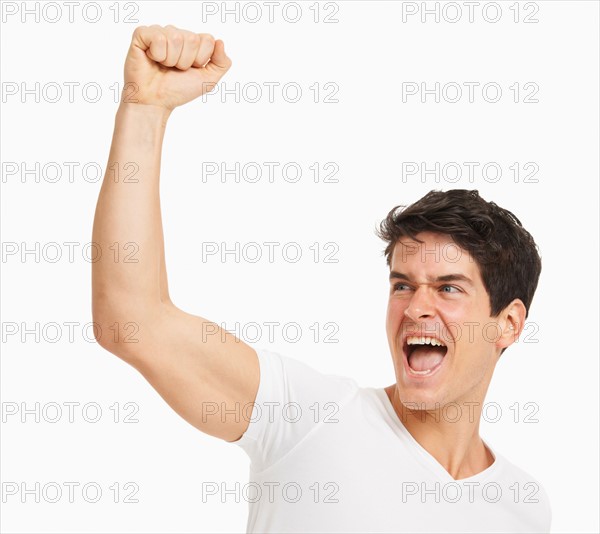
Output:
(496, 299), (527, 351)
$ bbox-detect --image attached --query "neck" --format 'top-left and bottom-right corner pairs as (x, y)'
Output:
(385, 386), (495, 480)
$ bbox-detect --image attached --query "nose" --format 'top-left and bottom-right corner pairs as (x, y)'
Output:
(404, 287), (435, 321)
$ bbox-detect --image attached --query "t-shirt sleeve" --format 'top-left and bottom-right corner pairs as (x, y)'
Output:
(230, 347), (359, 473)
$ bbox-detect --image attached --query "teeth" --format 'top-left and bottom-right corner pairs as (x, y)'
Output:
(406, 336), (446, 347)
(408, 367), (433, 376)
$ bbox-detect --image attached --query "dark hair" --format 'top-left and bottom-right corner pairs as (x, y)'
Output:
(375, 189), (542, 318)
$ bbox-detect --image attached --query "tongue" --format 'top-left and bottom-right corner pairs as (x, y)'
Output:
(408, 346), (446, 372)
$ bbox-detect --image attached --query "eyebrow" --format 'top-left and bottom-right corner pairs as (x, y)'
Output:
(389, 271), (474, 286)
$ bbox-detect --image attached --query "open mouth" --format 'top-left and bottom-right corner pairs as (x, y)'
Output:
(403, 336), (448, 377)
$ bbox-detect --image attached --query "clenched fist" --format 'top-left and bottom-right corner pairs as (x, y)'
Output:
(122, 25), (232, 111)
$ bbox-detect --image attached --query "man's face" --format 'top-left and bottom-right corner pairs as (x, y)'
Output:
(386, 231), (505, 410)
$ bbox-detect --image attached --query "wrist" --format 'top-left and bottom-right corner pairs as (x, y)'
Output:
(116, 101), (173, 127)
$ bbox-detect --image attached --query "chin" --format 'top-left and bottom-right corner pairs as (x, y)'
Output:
(397, 386), (448, 412)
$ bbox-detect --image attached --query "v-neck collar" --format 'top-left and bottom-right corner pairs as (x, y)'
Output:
(374, 387), (500, 484)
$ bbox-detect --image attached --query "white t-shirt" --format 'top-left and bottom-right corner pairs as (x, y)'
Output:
(231, 348), (552, 533)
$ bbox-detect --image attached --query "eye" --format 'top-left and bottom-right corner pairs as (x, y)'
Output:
(440, 285), (460, 293)
(393, 283), (411, 292)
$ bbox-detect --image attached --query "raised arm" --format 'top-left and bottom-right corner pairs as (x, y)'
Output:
(91, 25), (259, 442)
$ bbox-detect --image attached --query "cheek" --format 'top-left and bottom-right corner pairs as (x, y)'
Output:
(386, 299), (405, 330)
(438, 300), (475, 330)
(436, 303), (482, 348)
(450, 309), (495, 351)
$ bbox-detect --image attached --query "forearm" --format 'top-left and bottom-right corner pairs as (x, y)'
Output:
(92, 102), (172, 318)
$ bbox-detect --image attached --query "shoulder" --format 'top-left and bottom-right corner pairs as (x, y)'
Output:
(232, 347), (363, 471)
(255, 347), (360, 403)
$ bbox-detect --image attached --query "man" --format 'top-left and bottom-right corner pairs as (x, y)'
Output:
(92, 25), (551, 533)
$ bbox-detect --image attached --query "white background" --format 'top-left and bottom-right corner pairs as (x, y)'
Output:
(1, 0), (598, 532)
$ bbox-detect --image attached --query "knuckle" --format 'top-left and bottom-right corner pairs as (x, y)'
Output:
(131, 25), (146, 40)
(165, 27), (183, 44)
(188, 33), (201, 46)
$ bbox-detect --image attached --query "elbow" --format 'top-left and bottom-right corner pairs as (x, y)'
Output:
(92, 313), (131, 361)
(92, 298), (144, 362)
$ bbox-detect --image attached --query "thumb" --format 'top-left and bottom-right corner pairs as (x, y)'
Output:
(205, 39), (232, 74)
